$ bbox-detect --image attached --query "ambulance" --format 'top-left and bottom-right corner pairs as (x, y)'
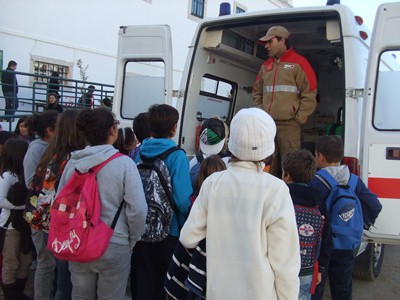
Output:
(112, 2), (400, 280)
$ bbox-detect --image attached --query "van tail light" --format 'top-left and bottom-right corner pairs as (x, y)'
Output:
(343, 156), (360, 175)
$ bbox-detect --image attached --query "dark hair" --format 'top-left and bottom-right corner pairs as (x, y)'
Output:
(76, 107), (115, 146)
(8, 60), (17, 68)
(51, 71), (60, 77)
(282, 149), (316, 183)
(46, 92), (59, 107)
(102, 97), (112, 108)
(197, 155), (226, 191)
(0, 131), (16, 145)
(113, 127), (135, 155)
(315, 135), (344, 163)
(14, 116), (36, 141)
(133, 112), (151, 143)
(276, 36), (292, 49)
(25, 110), (59, 139)
(148, 104), (179, 138)
(37, 109), (87, 179)
(0, 138), (28, 179)
(88, 85), (95, 91)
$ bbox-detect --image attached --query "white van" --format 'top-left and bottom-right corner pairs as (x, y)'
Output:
(112, 2), (400, 280)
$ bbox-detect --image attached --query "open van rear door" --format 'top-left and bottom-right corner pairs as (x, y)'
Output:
(113, 25), (173, 125)
(361, 2), (400, 244)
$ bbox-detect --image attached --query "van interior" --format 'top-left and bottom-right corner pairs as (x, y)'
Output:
(180, 10), (346, 156)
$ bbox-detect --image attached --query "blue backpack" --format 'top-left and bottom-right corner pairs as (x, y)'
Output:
(316, 169), (364, 250)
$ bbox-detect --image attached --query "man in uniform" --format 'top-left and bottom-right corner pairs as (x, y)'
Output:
(253, 26), (317, 177)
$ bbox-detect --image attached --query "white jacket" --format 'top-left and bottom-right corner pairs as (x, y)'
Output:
(180, 161), (300, 300)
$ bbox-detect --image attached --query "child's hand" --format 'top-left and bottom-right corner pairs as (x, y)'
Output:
(316, 272), (322, 285)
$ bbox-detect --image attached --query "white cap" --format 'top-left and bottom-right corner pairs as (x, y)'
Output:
(228, 108), (276, 161)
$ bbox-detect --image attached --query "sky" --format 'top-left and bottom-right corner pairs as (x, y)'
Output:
(292, 0), (399, 30)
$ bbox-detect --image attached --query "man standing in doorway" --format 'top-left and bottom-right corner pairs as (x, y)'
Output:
(253, 26), (317, 177)
(1, 60), (19, 120)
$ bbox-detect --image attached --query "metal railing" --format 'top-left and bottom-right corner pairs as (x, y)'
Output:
(0, 70), (114, 131)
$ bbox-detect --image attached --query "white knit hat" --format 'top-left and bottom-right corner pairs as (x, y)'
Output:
(228, 108), (276, 161)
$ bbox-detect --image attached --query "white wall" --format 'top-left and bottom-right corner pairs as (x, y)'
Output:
(0, 0), (290, 88)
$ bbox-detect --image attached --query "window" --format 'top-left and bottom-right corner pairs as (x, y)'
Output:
(121, 60), (166, 119)
(196, 75), (236, 121)
(33, 61), (69, 84)
(191, 0), (205, 19)
(234, 2), (246, 14)
(373, 50), (400, 130)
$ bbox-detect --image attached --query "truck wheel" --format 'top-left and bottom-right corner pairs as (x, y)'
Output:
(353, 243), (385, 281)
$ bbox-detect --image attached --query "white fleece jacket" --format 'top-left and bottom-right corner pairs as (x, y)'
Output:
(180, 161), (300, 300)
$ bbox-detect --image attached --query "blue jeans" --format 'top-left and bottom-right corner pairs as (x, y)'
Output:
(299, 274), (313, 300)
(31, 229), (72, 300)
(69, 242), (131, 300)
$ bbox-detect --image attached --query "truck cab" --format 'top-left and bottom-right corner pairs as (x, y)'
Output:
(113, 2), (400, 279)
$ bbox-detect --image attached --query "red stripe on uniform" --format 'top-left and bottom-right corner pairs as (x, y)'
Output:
(368, 177), (400, 199)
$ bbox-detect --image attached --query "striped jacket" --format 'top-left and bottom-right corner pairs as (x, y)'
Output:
(165, 239), (207, 300)
(253, 48), (317, 125)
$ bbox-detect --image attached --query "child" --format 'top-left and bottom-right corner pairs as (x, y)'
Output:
(131, 112), (151, 163)
(25, 109), (87, 300)
(56, 107), (147, 299)
(45, 92), (63, 113)
(0, 138), (31, 300)
(23, 110), (59, 189)
(310, 136), (382, 300)
(14, 116), (35, 143)
(165, 154), (226, 299)
(189, 118), (229, 193)
(131, 104), (192, 300)
(282, 149), (332, 300)
(113, 127), (136, 157)
(180, 108), (300, 300)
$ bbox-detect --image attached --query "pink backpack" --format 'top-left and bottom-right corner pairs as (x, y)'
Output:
(47, 153), (124, 262)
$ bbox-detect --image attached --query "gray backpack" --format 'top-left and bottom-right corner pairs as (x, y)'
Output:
(138, 147), (180, 242)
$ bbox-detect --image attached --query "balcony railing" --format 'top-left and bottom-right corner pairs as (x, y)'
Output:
(0, 70), (114, 131)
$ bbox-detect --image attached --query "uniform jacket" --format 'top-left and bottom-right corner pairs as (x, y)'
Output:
(180, 161), (300, 300)
(309, 165), (382, 229)
(139, 138), (192, 237)
(58, 145), (148, 249)
(253, 48), (317, 125)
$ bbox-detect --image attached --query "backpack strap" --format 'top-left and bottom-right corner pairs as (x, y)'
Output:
(91, 152), (124, 174)
(347, 173), (358, 193)
(315, 169), (338, 191)
(196, 153), (204, 164)
(110, 200), (125, 230)
(157, 146), (181, 160)
(90, 152), (125, 229)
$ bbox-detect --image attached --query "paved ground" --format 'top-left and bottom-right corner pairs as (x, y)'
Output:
(1, 244), (399, 299)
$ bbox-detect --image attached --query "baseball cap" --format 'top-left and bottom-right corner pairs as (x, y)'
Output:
(258, 26), (290, 43)
(199, 118), (226, 156)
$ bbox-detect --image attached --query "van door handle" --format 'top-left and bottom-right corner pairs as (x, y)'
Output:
(386, 147), (400, 160)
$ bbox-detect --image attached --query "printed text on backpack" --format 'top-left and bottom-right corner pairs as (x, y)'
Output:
(316, 169), (364, 250)
(47, 153), (124, 262)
